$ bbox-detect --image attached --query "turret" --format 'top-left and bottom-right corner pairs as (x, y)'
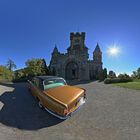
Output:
(93, 43), (102, 62)
(67, 32), (89, 60)
(52, 44), (59, 56)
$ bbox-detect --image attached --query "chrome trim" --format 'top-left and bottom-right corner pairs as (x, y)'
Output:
(44, 98), (86, 120)
(44, 107), (70, 119)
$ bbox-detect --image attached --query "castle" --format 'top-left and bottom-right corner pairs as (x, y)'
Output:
(49, 32), (103, 80)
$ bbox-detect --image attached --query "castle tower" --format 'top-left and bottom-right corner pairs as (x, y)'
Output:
(50, 44), (60, 66)
(92, 43), (103, 79)
(93, 43), (102, 63)
(52, 44), (59, 56)
(70, 32), (85, 49)
(67, 32), (89, 60)
(49, 32), (103, 81)
(50, 44), (60, 76)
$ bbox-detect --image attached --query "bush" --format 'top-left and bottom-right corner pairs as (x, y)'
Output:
(104, 78), (119, 84)
(104, 77), (132, 84)
(0, 66), (13, 81)
(104, 73), (132, 84)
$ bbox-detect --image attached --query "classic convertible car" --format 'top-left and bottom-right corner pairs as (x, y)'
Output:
(28, 76), (86, 119)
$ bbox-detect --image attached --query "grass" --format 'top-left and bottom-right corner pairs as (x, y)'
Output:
(113, 79), (140, 90)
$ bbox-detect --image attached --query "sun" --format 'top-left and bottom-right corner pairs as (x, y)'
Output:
(107, 45), (121, 56)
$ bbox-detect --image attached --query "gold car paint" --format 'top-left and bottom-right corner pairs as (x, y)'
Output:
(29, 81), (85, 116)
(44, 85), (85, 111)
(30, 84), (65, 115)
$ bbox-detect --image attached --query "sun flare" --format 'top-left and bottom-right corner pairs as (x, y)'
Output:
(107, 45), (120, 56)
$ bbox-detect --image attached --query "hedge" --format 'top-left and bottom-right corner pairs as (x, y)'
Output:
(104, 78), (132, 84)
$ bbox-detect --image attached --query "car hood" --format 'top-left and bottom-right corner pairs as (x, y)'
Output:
(44, 85), (84, 108)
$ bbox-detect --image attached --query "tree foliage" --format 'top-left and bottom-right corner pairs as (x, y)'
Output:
(98, 68), (107, 81)
(14, 58), (50, 82)
(118, 73), (130, 79)
(104, 73), (132, 84)
(6, 59), (16, 71)
(103, 68), (107, 79)
(25, 58), (49, 77)
(108, 70), (116, 79)
(0, 65), (13, 81)
(132, 67), (140, 79)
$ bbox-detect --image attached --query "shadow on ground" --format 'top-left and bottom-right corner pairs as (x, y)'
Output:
(0, 82), (63, 130)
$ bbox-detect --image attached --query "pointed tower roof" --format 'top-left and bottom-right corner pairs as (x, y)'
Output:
(93, 43), (101, 53)
(53, 44), (59, 53)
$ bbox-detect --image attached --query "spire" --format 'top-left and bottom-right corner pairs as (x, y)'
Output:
(94, 43), (101, 53)
(93, 43), (102, 62)
(53, 44), (59, 53)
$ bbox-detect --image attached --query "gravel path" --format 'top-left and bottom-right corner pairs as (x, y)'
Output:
(0, 82), (140, 140)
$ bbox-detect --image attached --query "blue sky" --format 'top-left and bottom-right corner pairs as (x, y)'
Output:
(0, 0), (140, 75)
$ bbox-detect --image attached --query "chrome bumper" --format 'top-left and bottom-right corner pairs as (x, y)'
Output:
(44, 99), (86, 120)
(44, 107), (70, 120)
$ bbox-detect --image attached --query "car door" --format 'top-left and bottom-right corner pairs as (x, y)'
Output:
(30, 78), (39, 98)
(32, 78), (48, 107)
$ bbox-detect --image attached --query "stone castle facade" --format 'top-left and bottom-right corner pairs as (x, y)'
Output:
(49, 32), (103, 80)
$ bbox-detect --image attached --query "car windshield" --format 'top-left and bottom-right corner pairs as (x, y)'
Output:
(43, 78), (66, 90)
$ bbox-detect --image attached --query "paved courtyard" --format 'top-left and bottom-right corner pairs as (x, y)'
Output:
(0, 81), (140, 140)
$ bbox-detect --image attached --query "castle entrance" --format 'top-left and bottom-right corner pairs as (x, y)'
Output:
(65, 62), (79, 80)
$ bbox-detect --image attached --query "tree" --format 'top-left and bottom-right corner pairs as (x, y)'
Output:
(98, 70), (104, 81)
(98, 68), (108, 81)
(25, 58), (49, 77)
(103, 68), (107, 79)
(131, 67), (140, 79)
(0, 65), (13, 81)
(40, 59), (50, 75)
(118, 73), (130, 79)
(14, 68), (25, 79)
(108, 70), (116, 79)
(132, 71), (137, 79)
(25, 58), (38, 77)
(137, 67), (140, 79)
(6, 59), (16, 71)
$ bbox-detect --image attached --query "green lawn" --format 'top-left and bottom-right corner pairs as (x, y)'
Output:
(113, 80), (140, 90)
